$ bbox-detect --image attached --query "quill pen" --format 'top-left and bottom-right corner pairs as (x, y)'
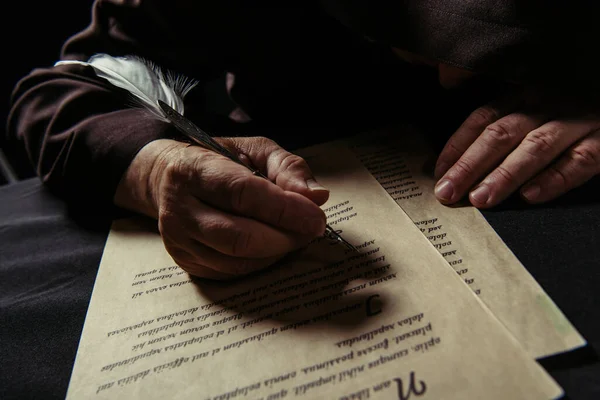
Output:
(56, 54), (357, 251)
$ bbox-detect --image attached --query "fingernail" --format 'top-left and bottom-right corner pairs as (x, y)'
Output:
(470, 185), (490, 205)
(521, 184), (540, 202)
(434, 180), (454, 201)
(302, 217), (326, 235)
(306, 178), (329, 192)
(434, 162), (449, 179)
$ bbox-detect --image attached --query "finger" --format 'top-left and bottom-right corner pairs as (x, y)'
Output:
(159, 195), (314, 259)
(165, 240), (282, 279)
(520, 130), (600, 204)
(434, 112), (546, 204)
(468, 119), (600, 208)
(167, 246), (237, 280)
(434, 104), (505, 179)
(164, 147), (326, 236)
(220, 137), (330, 205)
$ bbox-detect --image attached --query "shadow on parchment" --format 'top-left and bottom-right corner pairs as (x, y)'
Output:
(188, 237), (396, 336)
(109, 197), (400, 338)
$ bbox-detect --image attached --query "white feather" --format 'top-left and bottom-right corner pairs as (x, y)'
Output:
(55, 53), (198, 120)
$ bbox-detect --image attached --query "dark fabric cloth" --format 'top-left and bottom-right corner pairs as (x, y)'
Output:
(321, 1), (600, 90)
(481, 190), (600, 400)
(0, 180), (110, 400)
(1, 174), (599, 400)
(0, 0), (94, 181)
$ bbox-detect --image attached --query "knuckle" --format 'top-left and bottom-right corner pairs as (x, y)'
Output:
(523, 129), (558, 155)
(466, 106), (500, 129)
(452, 158), (476, 176)
(437, 140), (464, 168)
(280, 152), (308, 172)
(493, 165), (517, 185)
(252, 136), (278, 157)
(482, 121), (516, 147)
(162, 152), (200, 185)
(191, 152), (221, 178)
(225, 136), (276, 158)
(568, 146), (599, 169)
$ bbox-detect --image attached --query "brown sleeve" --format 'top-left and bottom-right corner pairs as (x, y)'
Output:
(7, 63), (179, 208)
(6, 0), (218, 209)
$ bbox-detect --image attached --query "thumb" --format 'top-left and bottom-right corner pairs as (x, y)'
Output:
(219, 136), (330, 206)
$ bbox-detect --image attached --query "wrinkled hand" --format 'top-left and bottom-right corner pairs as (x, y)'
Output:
(434, 89), (600, 208)
(115, 137), (329, 279)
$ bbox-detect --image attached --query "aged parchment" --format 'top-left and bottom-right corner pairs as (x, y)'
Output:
(348, 127), (586, 359)
(66, 142), (561, 400)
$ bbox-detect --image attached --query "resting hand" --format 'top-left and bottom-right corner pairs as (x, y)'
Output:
(434, 90), (600, 208)
(115, 137), (329, 279)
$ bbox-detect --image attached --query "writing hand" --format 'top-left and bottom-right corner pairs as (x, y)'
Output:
(433, 89), (600, 208)
(115, 137), (330, 279)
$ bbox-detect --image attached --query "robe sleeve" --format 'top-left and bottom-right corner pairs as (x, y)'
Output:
(5, 0), (220, 209)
